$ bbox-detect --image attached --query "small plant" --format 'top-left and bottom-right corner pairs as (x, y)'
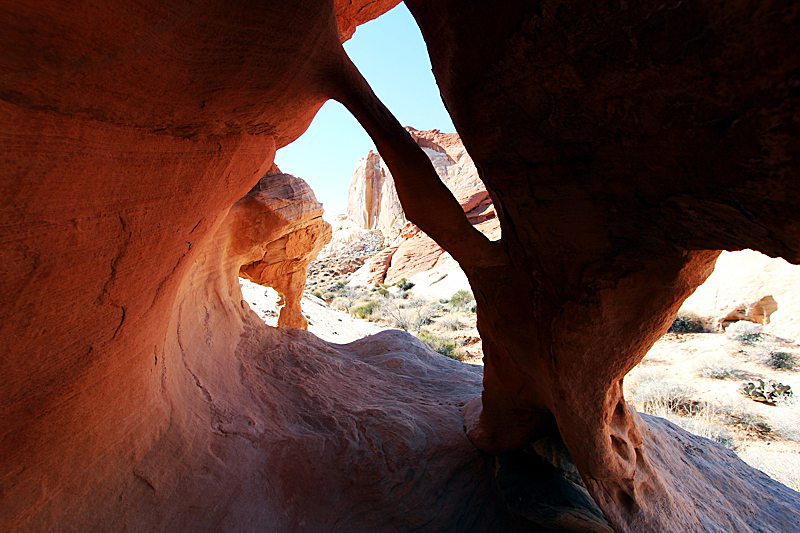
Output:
(330, 281), (346, 291)
(412, 306), (436, 332)
(626, 370), (695, 414)
(764, 350), (797, 370)
(351, 300), (380, 319)
(381, 299), (413, 331)
(417, 332), (466, 361)
(718, 404), (774, 437)
(439, 316), (463, 331)
(331, 297), (351, 312)
(662, 406), (735, 449)
(738, 379), (793, 404)
(311, 290), (323, 299)
(700, 358), (743, 380)
(668, 311), (706, 333)
(726, 320), (764, 345)
(395, 278), (414, 291)
(449, 289), (474, 310)
(323, 292), (336, 301)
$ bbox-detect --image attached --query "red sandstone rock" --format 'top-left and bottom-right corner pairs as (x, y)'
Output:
(236, 173), (331, 329)
(399, 0), (800, 530)
(2, 0), (800, 532)
(342, 130), (500, 290)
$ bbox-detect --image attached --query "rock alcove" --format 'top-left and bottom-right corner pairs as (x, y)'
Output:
(2, 1), (800, 532)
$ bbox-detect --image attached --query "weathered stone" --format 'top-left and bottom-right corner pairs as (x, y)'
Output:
(236, 171), (331, 329)
(2, 1), (800, 532)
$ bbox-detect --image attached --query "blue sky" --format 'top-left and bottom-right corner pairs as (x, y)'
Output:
(274, 3), (455, 220)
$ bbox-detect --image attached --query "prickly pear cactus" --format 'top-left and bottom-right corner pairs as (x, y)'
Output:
(738, 379), (793, 404)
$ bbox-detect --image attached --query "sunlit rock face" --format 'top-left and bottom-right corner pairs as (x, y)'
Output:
(236, 169), (331, 329)
(2, 0), (800, 532)
(336, 129), (501, 298)
(342, 128), (487, 244)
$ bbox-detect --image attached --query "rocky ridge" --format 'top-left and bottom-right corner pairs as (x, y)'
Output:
(321, 128), (500, 299)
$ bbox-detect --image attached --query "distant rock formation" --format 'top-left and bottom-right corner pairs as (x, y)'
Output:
(325, 128), (500, 299)
(348, 187), (501, 297)
(235, 167), (331, 329)
(324, 127), (489, 255)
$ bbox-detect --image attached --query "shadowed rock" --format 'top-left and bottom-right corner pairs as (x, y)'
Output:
(2, 0), (800, 532)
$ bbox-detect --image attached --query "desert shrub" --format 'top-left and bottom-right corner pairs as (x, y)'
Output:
(351, 300), (380, 319)
(627, 370), (695, 414)
(449, 289), (474, 310)
(738, 379), (793, 404)
(700, 358), (743, 380)
(726, 320), (764, 345)
(412, 306), (436, 332)
(417, 332), (466, 361)
(395, 278), (414, 291)
(668, 311), (706, 333)
(330, 281), (346, 291)
(722, 408), (773, 437)
(764, 350), (797, 370)
(331, 297), (351, 312)
(660, 407), (735, 449)
(377, 288), (389, 296)
(311, 290), (323, 299)
(334, 288), (366, 312)
(323, 292), (336, 301)
(381, 300), (413, 331)
(439, 315), (462, 331)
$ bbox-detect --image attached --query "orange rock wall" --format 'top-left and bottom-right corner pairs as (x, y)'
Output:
(2, 0), (800, 532)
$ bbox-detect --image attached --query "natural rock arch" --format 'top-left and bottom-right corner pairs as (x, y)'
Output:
(2, 0), (799, 532)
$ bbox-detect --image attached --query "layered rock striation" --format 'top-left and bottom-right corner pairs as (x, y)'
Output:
(328, 128), (500, 298)
(236, 168), (331, 329)
(2, 1), (800, 532)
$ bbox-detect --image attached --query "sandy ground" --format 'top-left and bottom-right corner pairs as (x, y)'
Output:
(628, 331), (800, 490)
(239, 278), (384, 343)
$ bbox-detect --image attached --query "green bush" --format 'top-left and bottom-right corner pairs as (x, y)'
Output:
(417, 332), (465, 361)
(352, 300), (380, 319)
(395, 278), (414, 291)
(311, 290), (323, 299)
(449, 289), (474, 310)
(668, 311), (706, 333)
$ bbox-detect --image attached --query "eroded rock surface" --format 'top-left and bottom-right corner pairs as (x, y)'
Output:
(235, 169), (331, 329)
(399, 0), (800, 530)
(3, 0), (800, 532)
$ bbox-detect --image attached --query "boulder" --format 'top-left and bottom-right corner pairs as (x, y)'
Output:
(235, 171), (331, 329)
